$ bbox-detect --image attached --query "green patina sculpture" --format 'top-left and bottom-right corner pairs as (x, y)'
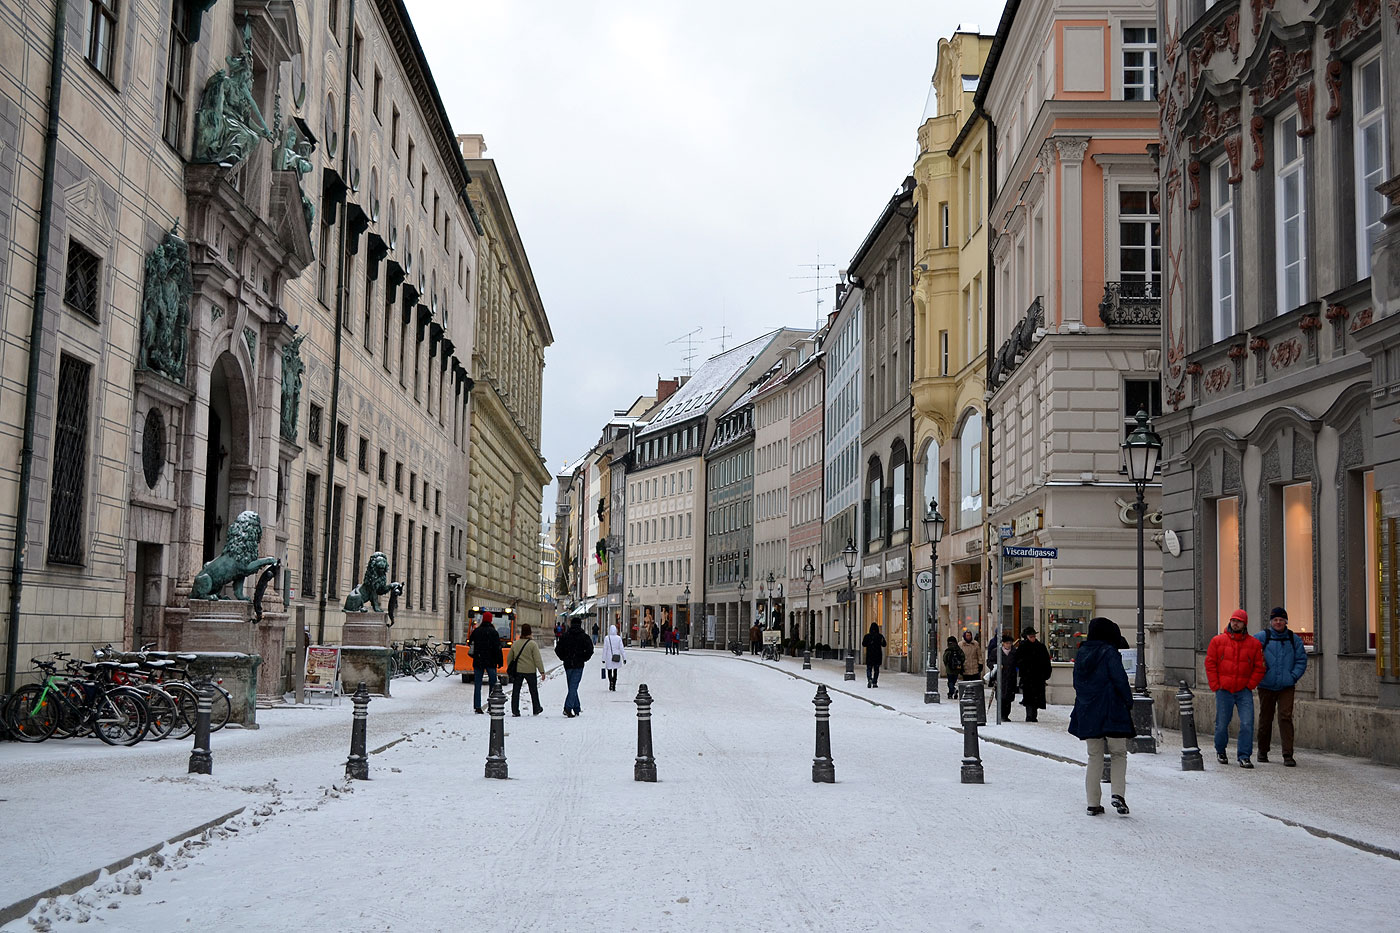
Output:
(192, 510), (279, 601)
(342, 552), (404, 613)
(140, 225), (192, 382)
(193, 24), (274, 168)
(271, 97), (317, 228)
(279, 333), (305, 441)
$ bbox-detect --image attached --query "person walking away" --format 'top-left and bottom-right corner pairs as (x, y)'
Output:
(942, 636), (965, 699)
(992, 633), (1018, 721)
(554, 618), (594, 717)
(602, 624), (627, 692)
(469, 612), (503, 714)
(750, 622), (762, 656)
(1069, 617), (1135, 816)
(1205, 608), (1267, 768)
(1255, 607), (1307, 766)
(862, 622), (886, 688)
(506, 624), (546, 716)
(660, 620), (673, 655)
(1014, 628), (1052, 722)
(591, 622), (601, 645)
(957, 630), (983, 692)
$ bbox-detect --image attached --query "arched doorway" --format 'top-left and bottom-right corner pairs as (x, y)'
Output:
(203, 353), (253, 561)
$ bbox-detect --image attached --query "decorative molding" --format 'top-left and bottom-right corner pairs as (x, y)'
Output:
(1324, 0), (1383, 50)
(1204, 365), (1232, 394)
(1351, 307), (1375, 331)
(1325, 60), (1344, 119)
(1248, 44), (1313, 111)
(1270, 337), (1303, 368)
(1192, 99), (1242, 152)
(1251, 0), (1279, 35)
(1188, 13), (1242, 94)
(1188, 160), (1202, 210)
(1224, 134), (1243, 183)
(1296, 82), (1316, 136)
(1250, 115), (1266, 170)
(1054, 137), (1090, 163)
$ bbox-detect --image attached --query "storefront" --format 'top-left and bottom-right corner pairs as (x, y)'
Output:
(1043, 589), (1094, 663)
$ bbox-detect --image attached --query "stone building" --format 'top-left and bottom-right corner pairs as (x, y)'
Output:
(0, 0), (482, 689)
(460, 135), (551, 638)
(1156, 0), (1400, 759)
(706, 392), (757, 646)
(822, 288), (863, 654)
(752, 360), (795, 638)
(784, 337), (826, 648)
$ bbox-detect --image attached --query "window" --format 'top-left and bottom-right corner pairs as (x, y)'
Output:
(1355, 52), (1387, 280)
(866, 465), (883, 548)
(406, 519), (415, 608)
(1212, 496), (1240, 631)
(891, 454), (907, 533)
(301, 473), (319, 598)
(47, 355), (91, 564)
(394, 461), (403, 493)
(1210, 158), (1236, 342)
(162, 0), (192, 149)
(351, 26), (363, 82)
(328, 0), (339, 34)
(939, 330), (949, 376)
(308, 403), (324, 446)
(375, 504), (385, 553)
(85, 0), (119, 79)
(1282, 483), (1314, 645)
(63, 240), (101, 321)
(1275, 108), (1307, 315)
(391, 107), (400, 153)
(1119, 189), (1161, 294)
(391, 513), (401, 583)
(958, 412), (983, 529)
(357, 436), (369, 473)
(352, 496), (365, 586)
(317, 223), (334, 304)
(1122, 26), (1157, 101)
(939, 202), (950, 247)
(335, 421), (348, 461)
(407, 139), (415, 181)
(1122, 380), (1162, 440)
(409, 471), (417, 502)
(435, 489), (441, 516)
(420, 168), (428, 204)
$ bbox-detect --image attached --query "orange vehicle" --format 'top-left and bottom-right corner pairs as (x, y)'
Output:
(455, 607), (517, 683)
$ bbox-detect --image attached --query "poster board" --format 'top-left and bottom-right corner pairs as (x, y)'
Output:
(305, 646), (341, 696)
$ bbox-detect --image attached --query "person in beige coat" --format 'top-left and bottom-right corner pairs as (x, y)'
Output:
(506, 624), (546, 717)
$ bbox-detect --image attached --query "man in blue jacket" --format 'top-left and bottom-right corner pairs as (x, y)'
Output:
(1255, 606), (1308, 767)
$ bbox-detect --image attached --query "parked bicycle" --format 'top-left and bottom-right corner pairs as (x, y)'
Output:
(5, 654), (149, 745)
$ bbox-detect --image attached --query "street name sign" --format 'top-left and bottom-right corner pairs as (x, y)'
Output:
(1003, 545), (1058, 559)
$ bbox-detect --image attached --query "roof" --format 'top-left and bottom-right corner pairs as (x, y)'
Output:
(636, 332), (779, 437)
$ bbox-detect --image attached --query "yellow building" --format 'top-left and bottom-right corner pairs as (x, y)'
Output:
(911, 28), (994, 674)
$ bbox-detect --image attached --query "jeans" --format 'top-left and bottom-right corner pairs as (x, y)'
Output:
(945, 674), (958, 698)
(1214, 688), (1255, 759)
(564, 667), (584, 713)
(511, 673), (541, 715)
(866, 663), (879, 686)
(473, 666), (498, 711)
(1257, 686), (1296, 757)
(1084, 736), (1127, 806)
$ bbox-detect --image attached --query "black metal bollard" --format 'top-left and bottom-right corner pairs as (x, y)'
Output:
(812, 685), (835, 783)
(346, 682), (371, 780)
(485, 681), (508, 779)
(960, 692), (984, 784)
(1178, 680), (1204, 771)
(802, 647), (811, 671)
(843, 649), (855, 682)
(187, 682), (213, 775)
(957, 679), (987, 726)
(634, 684), (657, 782)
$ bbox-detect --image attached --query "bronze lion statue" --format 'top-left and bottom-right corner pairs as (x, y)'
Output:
(343, 551), (403, 613)
(191, 510), (278, 600)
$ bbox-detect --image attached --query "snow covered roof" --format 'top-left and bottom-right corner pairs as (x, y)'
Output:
(636, 331), (778, 437)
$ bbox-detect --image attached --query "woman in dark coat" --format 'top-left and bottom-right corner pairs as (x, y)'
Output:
(862, 622), (886, 688)
(1068, 617), (1135, 816)
(1013, 628), (1053, 722)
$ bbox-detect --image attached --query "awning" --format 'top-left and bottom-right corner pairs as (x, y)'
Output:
(568, 600), (597, 618)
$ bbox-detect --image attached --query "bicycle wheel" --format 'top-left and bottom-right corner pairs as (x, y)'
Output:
(93, 687), (148, 746)
(141, 686), (179, 741)
(208, 686), (233, 731)
(5, 685), (58, 742)
(409, 654), (433, 681)
(437, 650), (454, 676)
(162, 682), (199, 740)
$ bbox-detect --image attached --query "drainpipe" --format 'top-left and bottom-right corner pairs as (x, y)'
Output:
(316, 0), (357, 644)
(6, 1), (68, 693)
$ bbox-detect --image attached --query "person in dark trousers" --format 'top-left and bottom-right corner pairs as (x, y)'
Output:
(601, 624), (627, 691)
(942, 636), (964, 699)
(591, 622), (601, 645)
(862, 622), (886, 688)
(1255, 606), (1308, 766)
(506, 624), (545, 716)
(554, 617), (594, 717)
(1069, 617), (1135, 816)
(991, 633), (1018, 721)
(750, 622), (762, 656)
(469, 612), (503, 714)
(660, 620), (673, 655)
(1014, 628), (1052, 722)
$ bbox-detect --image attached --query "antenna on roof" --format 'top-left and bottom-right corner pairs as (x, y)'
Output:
(668, 327), (703, 375)
(792, 252), (837, 330)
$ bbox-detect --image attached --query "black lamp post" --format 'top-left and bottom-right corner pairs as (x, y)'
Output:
(843, 538), (858, 681)
(681, 584), (691, 649)
(1122, 409), (1162, 753)
(627, 588), (636, 645)
(738, 578), (747, 652)
(923, 497), (946, 705)
(802, 557), (816, 670)
(765, 571), (775, 640)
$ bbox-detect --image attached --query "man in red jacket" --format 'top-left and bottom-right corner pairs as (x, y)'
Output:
(1205, 608), (1267, 768)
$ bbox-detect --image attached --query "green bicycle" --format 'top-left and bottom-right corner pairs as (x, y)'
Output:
(5, 656), (149, 746)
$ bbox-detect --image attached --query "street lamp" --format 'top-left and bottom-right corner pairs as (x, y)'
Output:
(681, 584), (691, 650)
(802, 557), (816, 670)
(738, 578), (747, 653)
(842, 537), (858, 682)
(1122, 409), (1162, 753)
(627, 588), (635, 646)
(922, 497), (946, 705)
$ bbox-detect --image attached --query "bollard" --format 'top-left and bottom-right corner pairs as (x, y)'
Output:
(485, 681), (508, 779)
(843, 649), (855, 682)
(187, 682), (213, 775)
(812, 685), (835, 783)
(960, 692), (984, 784)
(957, 679), (987, 726)
(634, 684), (657, 782)
(345, 682), (371, 780)
(802, 647), (811, 671)
(1177, 680), (1204, 771)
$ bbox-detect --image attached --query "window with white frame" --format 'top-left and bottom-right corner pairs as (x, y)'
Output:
(940, 330), (949, 376)
(1275, 108), (1308, 314)
(1210, 158), (1236, 342)
(1119, 189), (1161, 294)
(1355, 51), (1387, 280)
(958, 411), (983, 529)
(1123, 26), (1157, 101)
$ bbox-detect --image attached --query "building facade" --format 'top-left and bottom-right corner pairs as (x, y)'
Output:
(706, 396), (756, 647)
(752, 363), (792, 638)
(822, 290), (863, 654)
(786, 339), (826, 648)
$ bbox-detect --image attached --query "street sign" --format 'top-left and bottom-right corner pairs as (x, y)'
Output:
(998, 525), (1014, 538)
(915, 570), (933, 591)
(1003, 545), (1058, 559)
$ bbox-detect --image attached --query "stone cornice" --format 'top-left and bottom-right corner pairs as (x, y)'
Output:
(464, 157), (552, 348)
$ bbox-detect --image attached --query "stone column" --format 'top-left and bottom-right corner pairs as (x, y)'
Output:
(1055, 137), (1090, 327)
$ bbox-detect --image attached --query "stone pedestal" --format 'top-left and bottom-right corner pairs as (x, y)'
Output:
(342, 612), (390, 647)
(162, 599), (261, 727)
(340, 647), (392, 697)
(255, 611), (287, 703)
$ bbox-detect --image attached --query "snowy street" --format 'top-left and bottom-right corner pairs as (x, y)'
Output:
(2, 649), (1397, 931)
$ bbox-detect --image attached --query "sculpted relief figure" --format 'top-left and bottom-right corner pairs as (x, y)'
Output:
(191, 511), (279, 601)
(279, 333), (305, 441)
(343, 552), (404, 613)
(140, 226), (193, 382)
(193, 24), (275, 169)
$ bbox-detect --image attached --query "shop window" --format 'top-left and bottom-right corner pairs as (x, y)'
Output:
(1282, 483), (1314, 645)
(1365, 471), (1379, 651)
(1214, 496), (1240, 632)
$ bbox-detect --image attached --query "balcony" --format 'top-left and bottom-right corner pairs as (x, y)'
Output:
(989, 296), (1044, 386)
(1099, 281), (1162, 327)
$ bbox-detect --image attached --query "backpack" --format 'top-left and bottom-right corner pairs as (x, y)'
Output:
(944, 644), (965, 672)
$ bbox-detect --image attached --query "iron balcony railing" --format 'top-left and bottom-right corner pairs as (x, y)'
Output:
(1099, 281), (1162, 327)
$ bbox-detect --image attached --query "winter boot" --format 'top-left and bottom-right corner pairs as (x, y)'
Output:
(1111, 795), (1129, 815)
(1086, 805), (1105, 816)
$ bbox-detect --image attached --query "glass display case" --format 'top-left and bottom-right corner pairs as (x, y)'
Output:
(1043, 589), (1095, 663)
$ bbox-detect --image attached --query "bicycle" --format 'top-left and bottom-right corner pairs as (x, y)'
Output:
(5, 656), (149, 745)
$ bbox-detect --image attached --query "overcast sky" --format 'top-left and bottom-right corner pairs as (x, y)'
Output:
(409, 0), (1008, 522)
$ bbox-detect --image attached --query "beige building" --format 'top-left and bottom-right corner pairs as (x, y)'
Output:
(460, 135), (552, 637)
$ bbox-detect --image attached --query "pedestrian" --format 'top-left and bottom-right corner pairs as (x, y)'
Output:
(1255, 607), (1308, 767)
(958, 629), (983, 688)
(990, 633), (1018, 721)
(602, 624), (627, 692)
(942, 636), (964, 699)
(554, 617), (594, 718)
(591, 622), (601, 645)
(1068, 617), (1135, 816)
(862, 622), (886, 688)
(750, 622), (762, 656)
(469, 612), (503, 715)
(506, 624), (546, 717)
(1205, 608), (1267, 768)
(1014, 628), (1052, 722)
(660, 620), (672, 655)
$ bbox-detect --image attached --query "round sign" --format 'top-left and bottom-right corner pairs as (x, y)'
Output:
(915, 570), (933, 591)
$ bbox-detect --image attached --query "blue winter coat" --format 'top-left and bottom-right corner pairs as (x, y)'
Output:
(1068, 639), (1135, 740)
(1255, 627), (1307, 691)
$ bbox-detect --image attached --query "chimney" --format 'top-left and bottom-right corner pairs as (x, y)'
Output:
(655, 377), (681, 405)
(457, 133), (487, 159)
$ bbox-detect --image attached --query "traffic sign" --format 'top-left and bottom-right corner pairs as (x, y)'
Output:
(998, 525), (1014, 539)
(1003, 546), (1058, 559)
(915, 570), (933, 591)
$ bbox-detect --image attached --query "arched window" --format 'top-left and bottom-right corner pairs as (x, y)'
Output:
(921, 437), (941, 514)
(890, 441), (909, 534)
(866, 457), (884, 549)
(958, 411), (983, 529)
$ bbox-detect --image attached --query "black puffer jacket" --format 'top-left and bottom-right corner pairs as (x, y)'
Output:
(1067, 617), (1134, 740)
(469, 620), (502, 670)
(554, 620), (595, 670)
